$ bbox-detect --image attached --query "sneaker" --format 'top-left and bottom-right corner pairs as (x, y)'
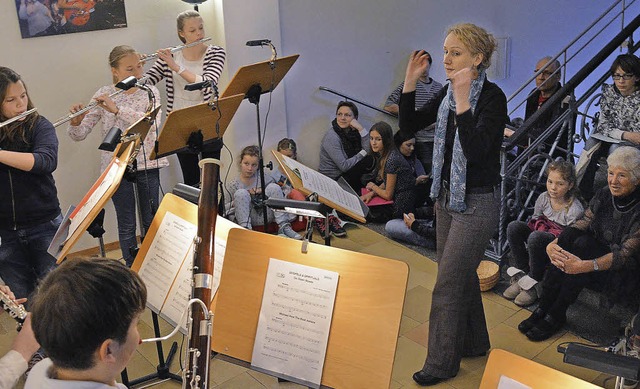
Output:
(328, 215), (347, 237)
(315, 218), (329, 239)
(25, 349), (46, 377)
(278, 223), (302, 240)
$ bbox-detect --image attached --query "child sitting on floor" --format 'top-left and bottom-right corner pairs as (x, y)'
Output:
(273, 138), (347, 238)
(228, 145), (302, 240)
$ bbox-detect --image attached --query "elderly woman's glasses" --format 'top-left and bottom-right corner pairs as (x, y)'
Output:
(612, 73), (635, 80)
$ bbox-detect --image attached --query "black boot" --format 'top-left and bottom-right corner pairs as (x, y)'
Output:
(526, 314), (565, 341)
(518, 308), (546, 334)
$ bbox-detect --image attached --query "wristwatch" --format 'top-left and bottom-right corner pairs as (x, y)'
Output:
(592, 259), (599, 271)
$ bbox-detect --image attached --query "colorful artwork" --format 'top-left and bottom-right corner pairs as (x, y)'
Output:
(15, 0), (127, 39)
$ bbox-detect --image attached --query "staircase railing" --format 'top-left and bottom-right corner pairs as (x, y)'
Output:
(489, 3), (640, 261)
(318, 86), (397, 118)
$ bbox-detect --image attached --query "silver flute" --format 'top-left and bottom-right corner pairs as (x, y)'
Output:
(52, 88), (128, 127)
(0, 108), (37, 129)
(0, 289), (27, 329)
(139, 37), (212, 63)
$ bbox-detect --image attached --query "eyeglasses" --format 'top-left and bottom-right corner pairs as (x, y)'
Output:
(534, 70), (556, 77)
(612, 73), (635, 80)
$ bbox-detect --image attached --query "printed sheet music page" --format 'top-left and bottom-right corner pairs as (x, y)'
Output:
(251, 258), (339, 389)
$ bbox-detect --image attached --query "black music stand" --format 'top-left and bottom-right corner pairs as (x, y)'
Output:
(220, 54), (299, 228)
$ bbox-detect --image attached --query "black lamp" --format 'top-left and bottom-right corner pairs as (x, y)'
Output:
(181, 0), (207, 11)
(559, 343), (640, 382)
(98, 127), (123, 151)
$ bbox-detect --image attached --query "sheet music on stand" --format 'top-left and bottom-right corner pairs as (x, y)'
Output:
(280, 155), (364, 218)
(132, 194), (239, 332)
(251, 259), (339, 389)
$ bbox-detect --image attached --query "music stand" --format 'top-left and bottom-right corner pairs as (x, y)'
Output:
(212, 228), (408, 388)
(150, 94), (244, 160)
(220, 54), (299, 228)
(49, 105), (160, 263)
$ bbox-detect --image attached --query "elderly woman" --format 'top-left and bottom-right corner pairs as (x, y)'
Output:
(318, 101), (372, 191)
(577, 54), (640, 200)
(520, 146), (640, 341)
(400, 23), (507, 386)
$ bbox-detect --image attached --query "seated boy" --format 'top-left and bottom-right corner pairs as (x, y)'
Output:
(25, 258), (146, 388)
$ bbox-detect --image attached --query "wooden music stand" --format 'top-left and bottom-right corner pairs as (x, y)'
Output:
(271, 150), (367, 223)
(50, 109), (159, 263)
(150, 94), (244, 159)
(479, 349), (600, 388)
(220, 54), (299, 99)
(212, 228), (408, 389)
(219, 55), (299, 228)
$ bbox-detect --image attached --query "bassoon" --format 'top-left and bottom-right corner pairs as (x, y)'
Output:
(184, 158), (221, 388)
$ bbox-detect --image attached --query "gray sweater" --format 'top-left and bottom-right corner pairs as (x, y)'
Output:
(318, 127), (369, 179)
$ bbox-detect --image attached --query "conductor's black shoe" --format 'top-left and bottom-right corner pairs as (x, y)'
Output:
(412, 370), (445, 386)
(518, 307), (546, 334)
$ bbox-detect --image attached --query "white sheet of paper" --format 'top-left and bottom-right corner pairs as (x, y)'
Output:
(160, 239), (227, 333)
(66, 160), (120, 242)
(137, 211), (198, 314)
(498, 375), (532, 389)
(251, 258), (339, 389)
(281, 155), (364, 217)
(589, 132), (623, 144)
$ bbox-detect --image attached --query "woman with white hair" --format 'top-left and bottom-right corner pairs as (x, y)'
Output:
(519, 146), (640, 341)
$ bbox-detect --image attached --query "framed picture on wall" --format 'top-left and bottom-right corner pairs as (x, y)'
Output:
(15, 0), (128, 39)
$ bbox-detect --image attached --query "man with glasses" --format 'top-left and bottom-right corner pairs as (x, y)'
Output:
(505, 56), (570, 156)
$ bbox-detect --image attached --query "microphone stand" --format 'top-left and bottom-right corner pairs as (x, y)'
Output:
(245, 40), (278, 230)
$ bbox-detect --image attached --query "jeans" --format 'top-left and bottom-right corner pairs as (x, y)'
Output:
(0, 214), (63, 300)
(506, 220), (556, 281)
(385, 219), (430, 246)
(111, 169), (160, 266)
(422, 188), (499, 378)
(414, 141), (434, 175)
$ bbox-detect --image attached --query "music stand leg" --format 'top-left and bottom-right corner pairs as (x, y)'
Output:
(247, 84), (270, 230)
(121, 311), (182, 387)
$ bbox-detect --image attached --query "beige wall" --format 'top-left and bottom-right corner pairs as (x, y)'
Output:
(1, 0), (286, 251)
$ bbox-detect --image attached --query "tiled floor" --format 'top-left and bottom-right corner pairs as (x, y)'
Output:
(0, 224), (625, 388)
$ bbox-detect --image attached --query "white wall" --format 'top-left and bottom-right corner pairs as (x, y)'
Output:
(1, 0), (637, 251)
(278, 0), (638, 168)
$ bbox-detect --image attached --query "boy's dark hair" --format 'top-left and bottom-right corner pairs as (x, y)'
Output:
(31, 258), (147, 370)
(610, 54), (640, 87)
(336, 100), (359, 119)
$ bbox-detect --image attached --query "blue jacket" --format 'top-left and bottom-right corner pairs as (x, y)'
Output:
(0, 116), (60, 229)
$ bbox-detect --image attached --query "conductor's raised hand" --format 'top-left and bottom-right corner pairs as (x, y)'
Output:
(403, 50), (429, 92)
(449, 67), (478, 113)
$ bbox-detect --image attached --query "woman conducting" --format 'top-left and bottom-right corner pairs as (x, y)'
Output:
(520, 146), (640, 341)
(399, 23), (507, 385)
